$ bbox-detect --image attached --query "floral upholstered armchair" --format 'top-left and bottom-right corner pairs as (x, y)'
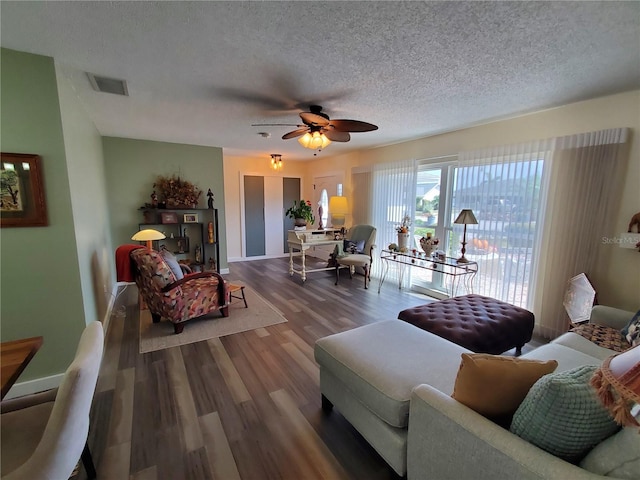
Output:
(130, 248), (229, 334)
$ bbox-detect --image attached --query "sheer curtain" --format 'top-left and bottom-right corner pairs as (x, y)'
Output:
(371, 159), (416, 281)
(533, 128), (629, 338)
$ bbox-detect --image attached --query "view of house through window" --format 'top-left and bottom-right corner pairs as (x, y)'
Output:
(411, 158), (545, 309)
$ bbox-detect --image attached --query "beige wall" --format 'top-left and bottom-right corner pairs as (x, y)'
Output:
(224, 90), (640, 311)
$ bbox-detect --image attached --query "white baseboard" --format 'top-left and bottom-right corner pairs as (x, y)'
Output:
(4, 373), (65, 400)
(228, 254), (289, 263)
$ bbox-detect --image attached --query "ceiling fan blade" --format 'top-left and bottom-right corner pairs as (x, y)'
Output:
(282, 128), (309, 139)
(251, 123), (302, 127)
(300, 112), (330, 126)
(323, 130), (351, 142)
(329, 119), (378, 132)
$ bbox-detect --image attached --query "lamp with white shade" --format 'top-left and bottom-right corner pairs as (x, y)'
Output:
(454, 209), (478, 264)
(329, 196), (349, 228)
(132, 229), (166, 250)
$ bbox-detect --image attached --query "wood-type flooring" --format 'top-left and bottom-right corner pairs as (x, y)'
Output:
(81, 257), (538, 480)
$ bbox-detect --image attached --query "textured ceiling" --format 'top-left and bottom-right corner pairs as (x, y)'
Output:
(1, 1), (639, 161)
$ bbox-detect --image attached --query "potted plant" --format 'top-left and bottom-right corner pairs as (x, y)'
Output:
(286, 199), (315, 227)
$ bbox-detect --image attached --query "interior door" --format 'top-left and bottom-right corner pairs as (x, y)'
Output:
(282, 177), (301, 253)
(244, 176), (265, 257)
(243, 175), (301, 257)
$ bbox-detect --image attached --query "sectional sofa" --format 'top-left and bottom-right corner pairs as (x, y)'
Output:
(314, 306), (637, 479)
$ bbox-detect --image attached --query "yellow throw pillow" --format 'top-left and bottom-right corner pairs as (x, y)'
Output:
(452, 353), (558, 419)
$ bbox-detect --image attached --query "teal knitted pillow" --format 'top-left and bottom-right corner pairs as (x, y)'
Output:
(510, 365), (620, 463)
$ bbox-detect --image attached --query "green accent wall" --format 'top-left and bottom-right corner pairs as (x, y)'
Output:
(103, 137), (227, 270)
(0, 48), (86, 380)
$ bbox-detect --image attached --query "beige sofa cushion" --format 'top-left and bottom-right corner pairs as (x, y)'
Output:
(552, 332), (625, 360)
(315, 320), (469, 428)
(522, 343), (602, 371)
(580, 426), (640, 479)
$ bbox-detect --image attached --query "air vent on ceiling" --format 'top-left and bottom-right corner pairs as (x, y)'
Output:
(87, 73), (129, 96)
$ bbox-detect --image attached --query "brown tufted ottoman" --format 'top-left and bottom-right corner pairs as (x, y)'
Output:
(398, 294), (534, 355)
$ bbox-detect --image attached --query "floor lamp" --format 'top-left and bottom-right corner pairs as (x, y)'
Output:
(132, 229), (166, 250)
(454, 209), (478, 264)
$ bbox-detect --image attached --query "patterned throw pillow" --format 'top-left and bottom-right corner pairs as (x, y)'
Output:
(569, 323), (631, 352)
(622, 310), (640, 347)
(510, 365), (620, 463)
(343, 239), (365, 254)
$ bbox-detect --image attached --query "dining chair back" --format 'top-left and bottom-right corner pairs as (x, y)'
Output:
(0, 321), (104, 480)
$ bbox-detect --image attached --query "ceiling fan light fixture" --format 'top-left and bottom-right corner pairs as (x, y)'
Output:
(298, 131), (331, 150)
(270, 153), (283, 170)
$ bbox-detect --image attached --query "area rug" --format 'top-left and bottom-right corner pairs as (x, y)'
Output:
(139, 286), (287, 353)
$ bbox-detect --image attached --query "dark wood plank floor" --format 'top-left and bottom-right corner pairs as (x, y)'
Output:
(81, 257), (539, 480)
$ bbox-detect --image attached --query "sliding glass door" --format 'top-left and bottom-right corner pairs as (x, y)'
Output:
(410, 157), (544, 307)
(411, 165), (450, 297)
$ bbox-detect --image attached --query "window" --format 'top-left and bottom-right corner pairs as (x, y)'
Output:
(319, 189), (328, 227)
(409, 157), (544, 308)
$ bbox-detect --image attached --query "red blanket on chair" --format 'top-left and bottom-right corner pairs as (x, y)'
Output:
(115, 245), (144, 282)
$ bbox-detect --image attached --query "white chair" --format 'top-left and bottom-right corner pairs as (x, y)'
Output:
(1, 321), (104, 480)
(335, 225), (377, 289)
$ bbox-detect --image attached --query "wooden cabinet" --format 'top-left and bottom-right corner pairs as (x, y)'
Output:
(138, 208), (220, 272)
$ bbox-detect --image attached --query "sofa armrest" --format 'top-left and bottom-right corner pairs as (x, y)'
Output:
(589, 305), (635, 330)
(407, 385), (603, 480)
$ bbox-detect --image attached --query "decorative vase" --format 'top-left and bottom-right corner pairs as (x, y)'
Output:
(397, 232), (410, 250)
(421, 244), (434, 257)
(294, 217), (307, 227)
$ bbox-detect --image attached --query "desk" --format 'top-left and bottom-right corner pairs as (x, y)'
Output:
(378, 249), (477, 297)
(1, 336), (43, 399)
(288, 229), (342, 283)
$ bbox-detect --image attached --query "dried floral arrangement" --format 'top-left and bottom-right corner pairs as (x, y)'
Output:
(154, 174), (202, 209)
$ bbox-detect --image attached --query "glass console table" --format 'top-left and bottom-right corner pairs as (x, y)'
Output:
(378, 249), (478, 297)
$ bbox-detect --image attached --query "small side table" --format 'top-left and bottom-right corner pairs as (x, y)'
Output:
(228, 283), (248, 308)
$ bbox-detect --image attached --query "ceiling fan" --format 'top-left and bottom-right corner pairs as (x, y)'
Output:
(253, 105), (378, 149)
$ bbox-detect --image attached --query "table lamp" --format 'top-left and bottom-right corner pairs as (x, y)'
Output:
(591, 345), (640, 427)
(132, 229), (166, 250)
(329, 196), (349, 229)
(454, 209), (478, 264)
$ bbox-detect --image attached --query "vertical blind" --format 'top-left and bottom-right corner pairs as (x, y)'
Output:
(371, 159), (416, 282)
(453, 141), (549, 309)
